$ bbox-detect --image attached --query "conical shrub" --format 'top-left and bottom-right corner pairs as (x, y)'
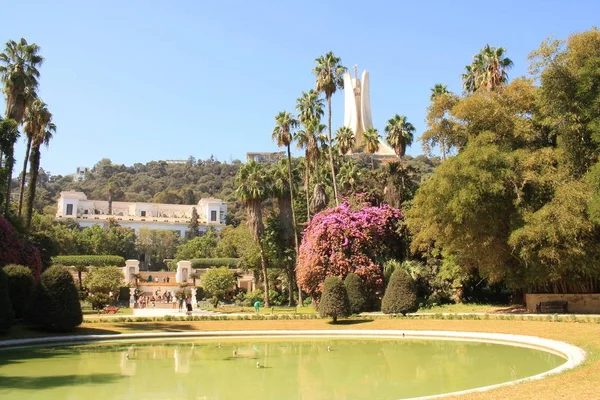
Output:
(381, 268), (418, 315)
(27, 266), (82, 332)
(318, 277), (350, 323)
(344, 273), (367, 314)
(4, 264), (34, 319)
(0, 268), (14, 332)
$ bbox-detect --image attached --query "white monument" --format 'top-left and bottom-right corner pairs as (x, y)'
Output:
(343, 65), (396, 156)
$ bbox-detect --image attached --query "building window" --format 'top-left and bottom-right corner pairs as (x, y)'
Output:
(66, 204), (73, 215)
(211, 210), (217, 222)
(141, 211), (146, 217)
(84, 209), (88, 215)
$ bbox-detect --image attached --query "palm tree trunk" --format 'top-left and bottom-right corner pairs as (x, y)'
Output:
(327, 97), (339, 205)
(3, 145), (16, 217)
(258, 239), (270, 307)
(17, 136), (32, 216)
(249, 200), (270, 307)
(24, 144), (41, 231)
(305, 157), (311, 221)
(286, 144), (300, 307)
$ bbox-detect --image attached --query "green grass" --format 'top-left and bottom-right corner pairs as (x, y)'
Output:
(201, 305), (317, 315)
(420, 303), (512, 313)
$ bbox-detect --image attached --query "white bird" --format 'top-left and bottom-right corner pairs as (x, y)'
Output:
(256, 362), (260, 368)
(327, 346), (331, 352)
(217, 343), (221, 348)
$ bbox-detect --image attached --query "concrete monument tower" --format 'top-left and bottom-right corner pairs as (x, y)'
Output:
(343, 66), (396, 156)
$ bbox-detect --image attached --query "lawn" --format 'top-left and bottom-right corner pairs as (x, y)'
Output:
(200, 305), (317, 315)
(2, 317), (599, 399)
(420, 303), (513, 314)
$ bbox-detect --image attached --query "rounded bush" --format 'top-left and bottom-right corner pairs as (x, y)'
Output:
(318, 277), (350, 323)
(88, 293), (110, 311)
(344, 273), (367, 314)
(381, 269), (418, 315)
(3, 264), (34, 319)
(0, 268), (14, 332)
(27, 265), (83, 332)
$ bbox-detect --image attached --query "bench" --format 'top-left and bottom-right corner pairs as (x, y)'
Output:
(535, 301), (568, 314)
(103, 306), (120, 314)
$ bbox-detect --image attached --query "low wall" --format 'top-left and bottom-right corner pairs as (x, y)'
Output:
(525, 293), (600, 314)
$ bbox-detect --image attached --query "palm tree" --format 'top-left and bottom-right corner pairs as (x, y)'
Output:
(385, 114), (415, 158)
(0, 117), (18, 205)
(0, 38), (43, 215)
(24, 100), (54, 230)
(430, 84), (449, 101)
(362, 127), (380, 169)
(235, 161), (272, 307)
(295, 118), (325, 218)
(19, 98), (45, 215)
(313, 52), (346, 205)
(338, 160), (361, 193)
(462, 45), (513, 93)
(296, 90), (324, 125)
(335, 126), (355, 157)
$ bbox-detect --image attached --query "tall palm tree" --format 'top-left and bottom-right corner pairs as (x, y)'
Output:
(430, 84), (449, 101)
(338, 160), (361, 193)
(296, 90), (324, 125)
(385, 114), (415, 158)
(313, 52), (347, 205)
(235, 161), (272, 307)
(18, 98), (44, 215)
(0, 117), (19, 207)
(0, 38), (43, 215)
(462, 45), (513, 93)
(24, 100), (54, 230)
(335, 126), (355, 157)
(271, 111), (300, 257)
(362, 127), (380, 169)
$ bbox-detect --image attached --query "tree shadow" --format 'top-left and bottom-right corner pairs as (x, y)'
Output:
(327, 319), (373, 325)
(0, 373), (123, 390)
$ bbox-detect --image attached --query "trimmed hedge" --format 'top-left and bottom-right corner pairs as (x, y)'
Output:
(4, 264), (34, 319)
(344, 273), (367, 314)
(51, 255), (126, 268)
(381, 269), (418, 315)
(318, 277), (350, 323)
(190, 258), (240, 269)
(0, 268), (14, 332)
(27, 266), (83, 332)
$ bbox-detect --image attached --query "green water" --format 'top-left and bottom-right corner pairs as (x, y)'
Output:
(0, 338), (564, 400)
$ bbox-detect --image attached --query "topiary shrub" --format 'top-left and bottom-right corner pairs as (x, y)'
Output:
(27, 266), (83, 332)
(381, 269), (418, 315)
(3, 264), (34, 319)
(344, 273), (367, 314)
(0, 268), (14, 332)
(88, 293), (110, 311)
(318, 277), (350, 323)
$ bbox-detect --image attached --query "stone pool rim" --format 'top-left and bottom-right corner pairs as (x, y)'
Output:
(0, 329), (586, 400)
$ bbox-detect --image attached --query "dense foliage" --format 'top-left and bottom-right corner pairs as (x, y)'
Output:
(296, 199), (403, 300)
(0, 216), (42, 279)
(381, 269), (418, 315)
(3, 264), (34, 319)
(344, 273), (367, 314)
(51, 255), (125, 268)
(84, 266), (124, 294)
(201, 267), (236, 307)
(190, 258), (241, 269)
(318, 277), (350, 323)
(0, 268), (14, 332)
(27, 266), (82, 331)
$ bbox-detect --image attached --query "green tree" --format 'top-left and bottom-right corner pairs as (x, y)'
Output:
(430, 83), (449, 100)
(201, 267), (236, 307)
(384, 114), (415, 158)
(136, 228), (180, 270)
(362, 127), (380, 169)
(295, 117), (325, 220)
(185, 206), (201, 239)
(0, 117), (18, 207)
(318, 277), (350, 323)
(27, 265), (82, 331)
(0, 267), (14, 331)
(176, 230), (218, 260)
(335, 126), (355, 157)
(462, 45), (513, 93)
(235, 161), (272, 306)
(0, 38), (43, 215)
(381, 269), (418, 315)
(344, 273), (366, 314)
(422, 89), (460, 160)
(84, 266), (124, 295)
(314, 52), (347, 204)
(3, 264), (34, 319)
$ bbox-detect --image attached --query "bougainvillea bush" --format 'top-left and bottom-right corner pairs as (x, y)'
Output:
(296, 198), (403, 302)
(0, 216), (42, 280)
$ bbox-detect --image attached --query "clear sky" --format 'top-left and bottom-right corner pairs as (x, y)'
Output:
(1, 0), (599, 176)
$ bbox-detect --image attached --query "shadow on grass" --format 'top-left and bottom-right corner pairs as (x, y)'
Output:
(0, 373), (123, 390)
(110, 323), (199, 333)
(327, 319), (373, 326)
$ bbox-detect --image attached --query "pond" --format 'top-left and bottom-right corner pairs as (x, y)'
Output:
(0, 337), (565, 399)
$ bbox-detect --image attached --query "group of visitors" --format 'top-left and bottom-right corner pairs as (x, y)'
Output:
(134, 290), (193, 314)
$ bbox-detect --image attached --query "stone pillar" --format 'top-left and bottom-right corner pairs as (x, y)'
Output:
(124, 259), (140, 284)
(129, 287), (136, 308)
(176, 260), (192, 283)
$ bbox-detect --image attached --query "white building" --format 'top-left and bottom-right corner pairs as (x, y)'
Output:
(56, 191), (227, 236)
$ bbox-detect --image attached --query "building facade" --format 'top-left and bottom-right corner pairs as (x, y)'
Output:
(246, 152), (285, 164)
(56, 191), (227, 236)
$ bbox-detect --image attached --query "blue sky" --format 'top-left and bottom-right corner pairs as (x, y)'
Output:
(1, 0), (599, 176)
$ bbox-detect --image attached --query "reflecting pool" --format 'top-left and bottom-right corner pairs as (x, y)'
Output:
(0, 338), (565, 399)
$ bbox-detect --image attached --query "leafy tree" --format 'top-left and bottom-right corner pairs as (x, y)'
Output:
(314, 52), (347, 204)
(3, 264), (34, 319)
(235, 161), (272, 306)
(381, 269), (418, 315)
(88, 292), (110, 311)
(318, 277), (350, 323)
(201, 267), (236, 307)
(185, 206), (201, 239)
(0, 38), (43, 215)
(216, 224), (261, 269)
(176, 229), (218, 260)
(422, 89), (460, 160)
(0, 215), (42, 279)
(27, 266), (82, 331)
(136, 228), (180, 270)
(0, 267), (14, 331)
(385, 114), (415, 158)
(344, 273), (366, 314)
(84, 266), (124, 295)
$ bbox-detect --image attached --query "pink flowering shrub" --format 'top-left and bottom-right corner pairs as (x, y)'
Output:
(0, 217), (42, 280)
(296, 199), (403, 301)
